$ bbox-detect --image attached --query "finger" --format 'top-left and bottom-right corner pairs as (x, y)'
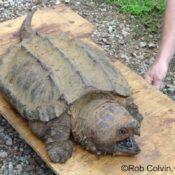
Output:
(144, 74), (153, 84)
(160, 82), (164, 90)
(153, 80), (162, 90)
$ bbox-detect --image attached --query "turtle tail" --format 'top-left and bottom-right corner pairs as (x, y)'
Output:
(20, 8), (37, 41)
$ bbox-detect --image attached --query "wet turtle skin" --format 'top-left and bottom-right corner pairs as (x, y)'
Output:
(0, 9), (143, 163)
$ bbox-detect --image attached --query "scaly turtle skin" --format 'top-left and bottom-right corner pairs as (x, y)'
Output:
(0, 9), (143, 163)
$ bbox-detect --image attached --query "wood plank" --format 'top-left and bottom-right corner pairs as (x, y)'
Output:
(0, 4), (175, 175)
(0, 4), (94, 56)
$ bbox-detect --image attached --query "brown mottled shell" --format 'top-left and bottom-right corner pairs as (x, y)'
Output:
(0, 33), (131, 121)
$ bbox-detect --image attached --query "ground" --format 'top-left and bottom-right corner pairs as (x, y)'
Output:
(0, 0), (174, 174)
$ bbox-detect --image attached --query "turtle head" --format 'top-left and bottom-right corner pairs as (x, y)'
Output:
(84, 99), (141, 156)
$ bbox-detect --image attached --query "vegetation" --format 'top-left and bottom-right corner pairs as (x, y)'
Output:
(104, 0), (167, 38)
(105, 0), (166, 15)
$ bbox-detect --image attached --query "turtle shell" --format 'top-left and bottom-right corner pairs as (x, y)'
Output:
(0, 33), (131, 122)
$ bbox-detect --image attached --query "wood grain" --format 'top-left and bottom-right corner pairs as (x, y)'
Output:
(0, 4), (175, 175)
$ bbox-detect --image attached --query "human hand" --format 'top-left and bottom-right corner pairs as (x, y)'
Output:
(144, 59), (168, 90)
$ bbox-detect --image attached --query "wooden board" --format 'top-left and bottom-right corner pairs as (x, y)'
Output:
(0, 4), (175, 175)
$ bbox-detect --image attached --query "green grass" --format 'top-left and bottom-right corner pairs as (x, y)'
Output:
(102, 0), (166, 38)
(105, 0), (166, 15)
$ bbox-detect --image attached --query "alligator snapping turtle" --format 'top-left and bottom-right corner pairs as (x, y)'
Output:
(0, 9), (143, 163)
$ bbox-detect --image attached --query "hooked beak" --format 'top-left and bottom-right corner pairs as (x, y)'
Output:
(114, 136), (140, 156)
(134, 127), (140, 136)
(128, 120), (141, 136)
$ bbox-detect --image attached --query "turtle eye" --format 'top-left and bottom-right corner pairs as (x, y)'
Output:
(117, 128), (128, 136)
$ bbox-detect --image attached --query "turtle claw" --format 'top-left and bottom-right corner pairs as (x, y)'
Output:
(46, 140), (73, 163)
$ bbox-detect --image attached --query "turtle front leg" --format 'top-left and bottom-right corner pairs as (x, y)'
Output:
(117, 96), (143, 122)
(46, 139), (73, 163)
(124, 97), (143, 122)
(29, 114), (73, 163)
(45, 113), (73, 163)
